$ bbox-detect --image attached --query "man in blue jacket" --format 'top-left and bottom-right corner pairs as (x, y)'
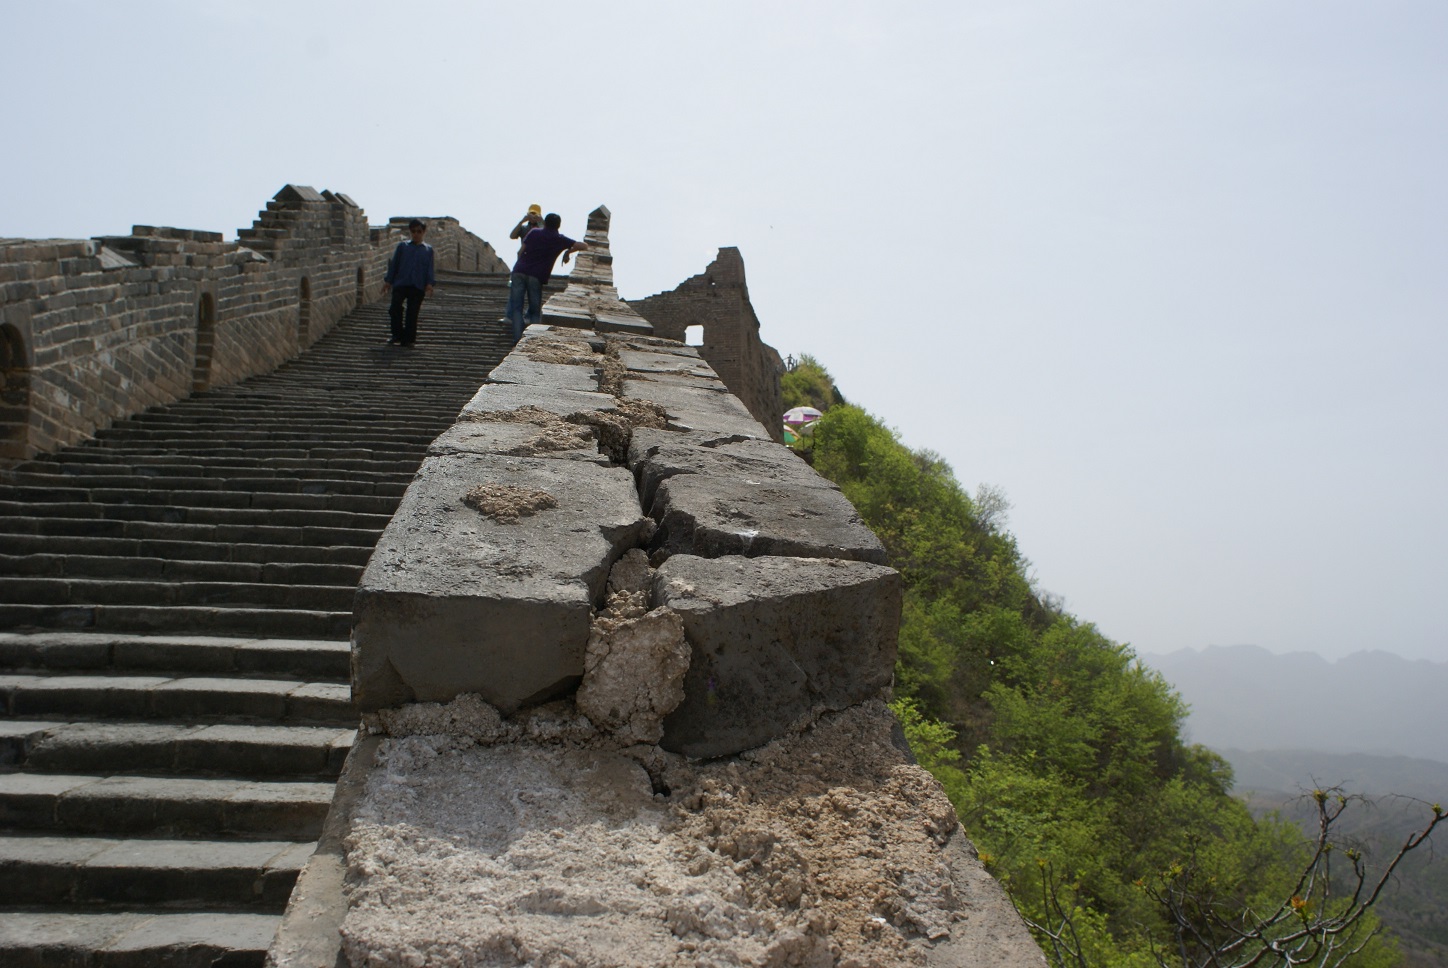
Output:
(382, 219), (436, 346)
(504, 213), (587, 343)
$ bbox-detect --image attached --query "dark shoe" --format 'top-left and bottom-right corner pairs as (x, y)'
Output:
(385, 337), (401, 345)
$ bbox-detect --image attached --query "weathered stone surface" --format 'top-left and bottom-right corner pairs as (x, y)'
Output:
(515, 325), (606, 356)
(646, 468), (886, 565)
(456, 381), (617, 420)
(616, 347), (711, 375)
(617, 347), (727, 391)
(430, 410), (611, 464)
(628, 427), (826, 513)
(621, 378), (771, 438)
(625, 369), (727, 392)
(337, 702), (1044, 967)
(654, 555), (901, 757)
(352, 453), (651, 714)
(485, 356), (600, 392)
(0, 911), (283, 968)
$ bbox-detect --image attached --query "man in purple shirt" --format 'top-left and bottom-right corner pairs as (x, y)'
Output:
(382, 219), (436, 346)
(504, 213), (587, 343)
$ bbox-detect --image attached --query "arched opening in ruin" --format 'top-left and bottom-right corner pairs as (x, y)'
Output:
(356, 266), (365, 308)
(684, 324), (704, 347)
(192, 292), (217, 394)
(298, 276), (313, 345)
(0, 323), (32, 460)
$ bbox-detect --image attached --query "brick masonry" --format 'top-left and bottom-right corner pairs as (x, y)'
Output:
(0, 185), (507, 462)
(628, 247), (785, 442)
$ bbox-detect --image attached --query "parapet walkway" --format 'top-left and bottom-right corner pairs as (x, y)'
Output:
(0, 270), (515, 966)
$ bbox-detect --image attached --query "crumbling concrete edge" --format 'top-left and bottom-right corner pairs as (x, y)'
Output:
(264, 734), (380, 968)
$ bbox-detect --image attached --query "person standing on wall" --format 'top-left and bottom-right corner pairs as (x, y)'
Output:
(509, 204), (543, 255)
(504, 213), (587, 344)
(382, 218), (435, 346)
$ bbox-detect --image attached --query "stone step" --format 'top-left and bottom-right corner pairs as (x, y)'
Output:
(0, 673), (353, 725)
(126, 408), (458, 426)
(0, 910), (282, 968)
(0, 497), (396, 528)
(2, 468), (413, 497)
(0, 633), (350, 680)
(42, 451), (422, 474)
(0, 516), (381, 548)
(0, 773), (336, 840)
(0, 533), (375, 566)
(0, 577), (357, 612)
(0, 554), (363, 587)
(0, 834), (312, 909)
(0, 603), (353, 639)
(58, 444), (419, 462)
(1, 720), (354, 779)
(89, 428), (431, 449)
(0, 288), (511, 965)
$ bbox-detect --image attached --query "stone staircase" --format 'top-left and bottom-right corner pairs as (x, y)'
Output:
(0, 270), (514, 966)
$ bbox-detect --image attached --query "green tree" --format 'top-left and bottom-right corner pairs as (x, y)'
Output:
(792, 352), (1428, 967)
(780, 353), (846, 412)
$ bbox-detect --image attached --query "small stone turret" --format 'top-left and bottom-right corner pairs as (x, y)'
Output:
(539, 205), (655, 335)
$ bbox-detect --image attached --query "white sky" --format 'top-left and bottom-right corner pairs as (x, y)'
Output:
(5, 1), (1444, 662)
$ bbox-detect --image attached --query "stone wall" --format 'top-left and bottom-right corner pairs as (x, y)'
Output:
(628, 247), (785, 442)
(351, 326), (896, 754)
(0, 185), (504, 462)
(277, 325), (1045, 967)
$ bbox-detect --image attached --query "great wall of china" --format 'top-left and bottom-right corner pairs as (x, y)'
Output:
(0, 187), (1044, 967)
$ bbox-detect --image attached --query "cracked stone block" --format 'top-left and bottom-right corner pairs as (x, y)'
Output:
(519, 326), (607, 351)
(654, 555), (902, 758)
(352, 454), (651, 714)
(458, 382), (618, 420)
(432, 403), (613, 465)
(638, 435), (886, 563)
(616, 348), (713, 377)
(621, 379), (771, 438)
(628, 428), (825, 515)
(487, 356), (601, 392)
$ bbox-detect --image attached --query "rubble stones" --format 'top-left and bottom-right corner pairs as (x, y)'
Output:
(336, 701), (1046, 967)
(575, 606), (689, 746)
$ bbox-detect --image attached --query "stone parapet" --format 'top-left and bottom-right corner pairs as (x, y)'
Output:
(349, 324), (899, 751)
(277, 267), (1044, 968)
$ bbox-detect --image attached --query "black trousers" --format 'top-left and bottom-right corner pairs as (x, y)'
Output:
(388, 285), (426, 343)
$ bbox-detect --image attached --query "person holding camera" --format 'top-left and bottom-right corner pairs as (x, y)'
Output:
(509, 204), (543, 256)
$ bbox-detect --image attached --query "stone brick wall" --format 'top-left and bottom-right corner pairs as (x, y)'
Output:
(0, 185), (503, 462)
(380, 216), (507, 277)
(628, 247), (784, 442)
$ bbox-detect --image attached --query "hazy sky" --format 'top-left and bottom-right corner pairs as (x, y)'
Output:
(5, 2), (1444, 662)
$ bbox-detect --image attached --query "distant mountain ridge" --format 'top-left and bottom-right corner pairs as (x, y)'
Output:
(1137, 645), (1448, 765)
(1218, 748), (1448, 802)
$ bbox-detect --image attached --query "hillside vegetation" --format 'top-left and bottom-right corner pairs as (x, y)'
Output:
(782, 355), (1437, 968)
